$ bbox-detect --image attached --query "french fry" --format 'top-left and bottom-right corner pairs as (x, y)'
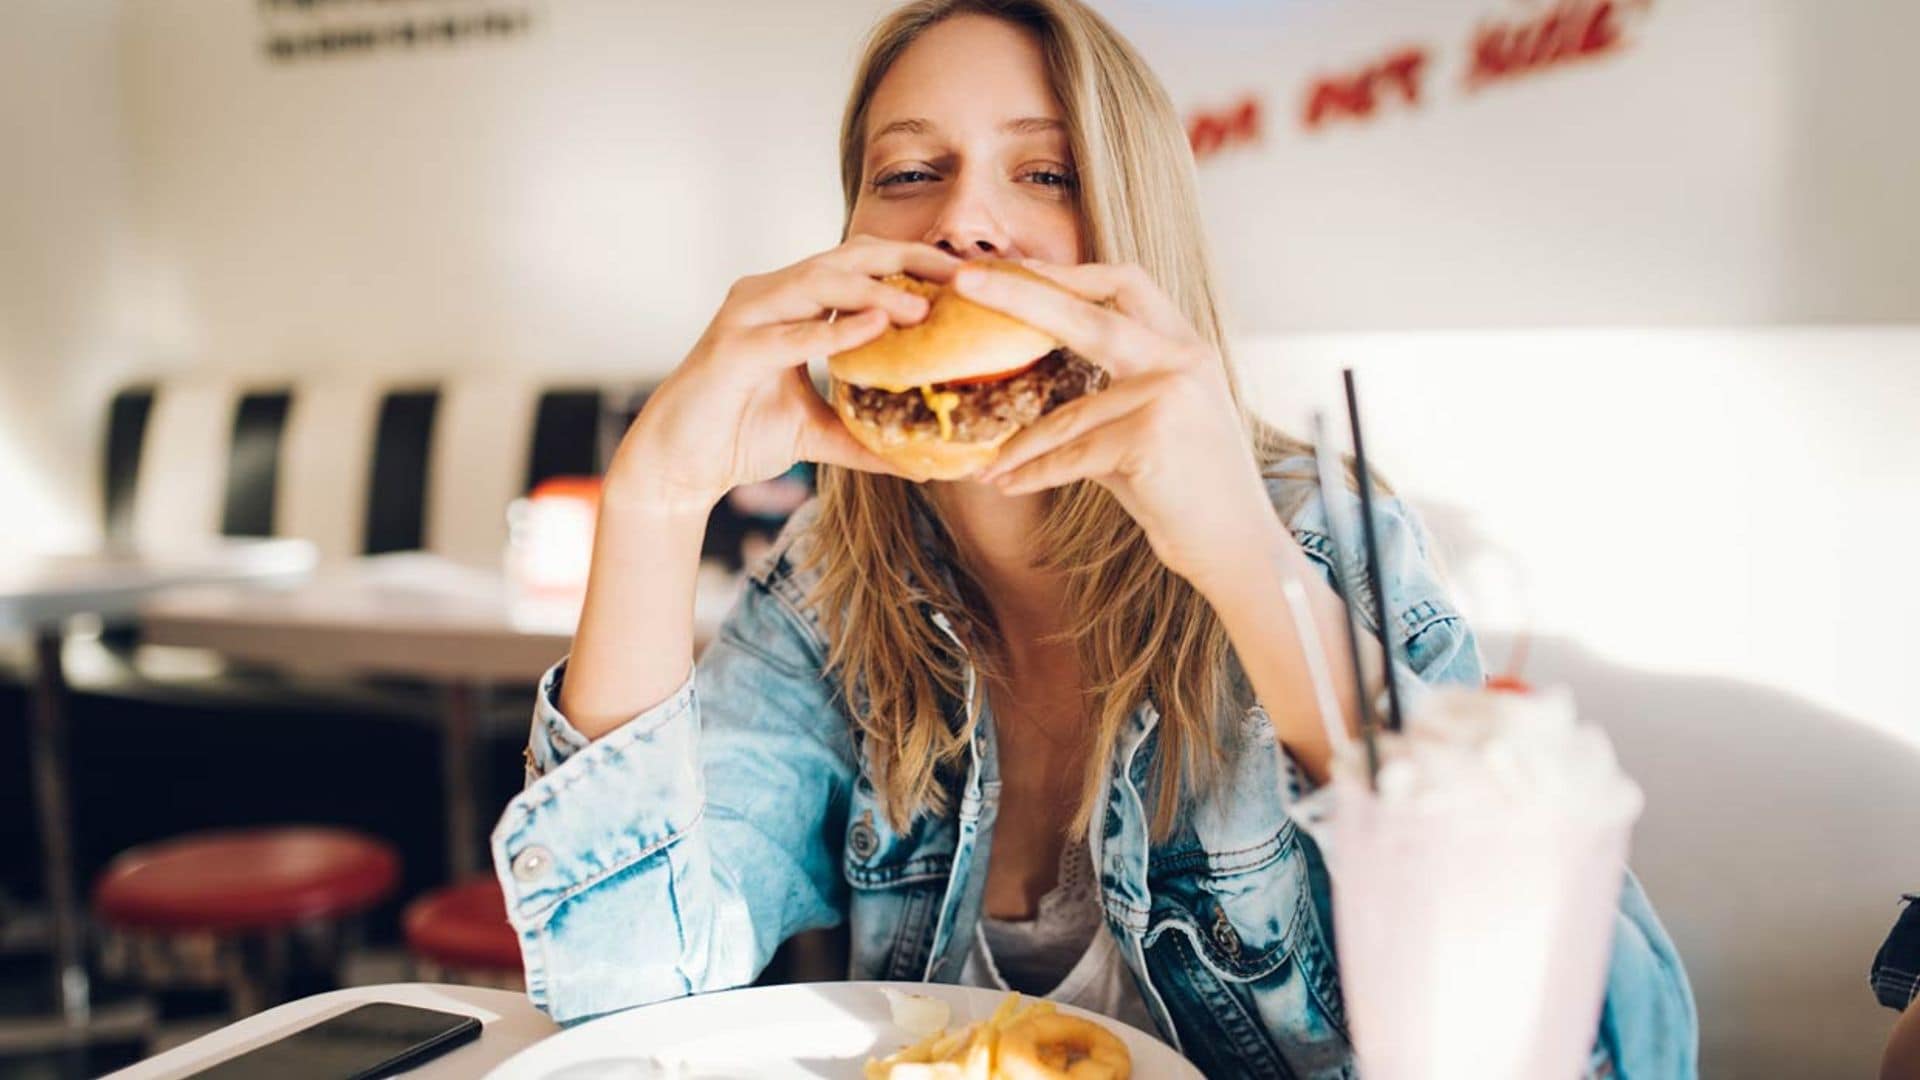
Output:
(871, 991), (1128, 1079)
(961, 1024), (996, 1080)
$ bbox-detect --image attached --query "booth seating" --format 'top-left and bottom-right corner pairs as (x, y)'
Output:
(103, 372), (637, 567)
(92, 827), (401, 1016)
(401, 878), (522, 989)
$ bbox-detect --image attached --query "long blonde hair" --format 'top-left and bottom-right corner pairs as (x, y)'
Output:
(809, 0), (1313, 840)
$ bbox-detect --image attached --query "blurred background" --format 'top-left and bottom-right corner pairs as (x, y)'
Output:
(2, 1), (1916, 1076)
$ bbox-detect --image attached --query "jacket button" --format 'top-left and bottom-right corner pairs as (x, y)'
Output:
(1210, 907), (1242, 960)
(848, 817), (879, 860)
(511, 845), (553, 883)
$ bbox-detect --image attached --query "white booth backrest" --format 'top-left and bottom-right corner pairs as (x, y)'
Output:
(130, 379), (232, 551)
(274, 377), (383, 564)
(428, 376), (552, 570)
(119, 373), (633, 568)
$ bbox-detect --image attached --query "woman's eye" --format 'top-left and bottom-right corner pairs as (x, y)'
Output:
(1022, 168), (1078, 190)
(872, 169), (937, 189)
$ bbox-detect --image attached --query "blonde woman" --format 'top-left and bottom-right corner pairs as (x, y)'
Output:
(492, 2), (1696, 1075)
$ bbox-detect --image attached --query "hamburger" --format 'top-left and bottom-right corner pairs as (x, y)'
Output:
(827, 261), (1109, 481)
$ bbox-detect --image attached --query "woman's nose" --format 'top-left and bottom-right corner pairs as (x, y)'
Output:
(935, 236), (1003, 258)
(924, 182), (1011, 259)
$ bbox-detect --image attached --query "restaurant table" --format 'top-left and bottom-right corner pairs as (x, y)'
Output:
(139, 553), (732, 881)
(0, 540), (317, 1030)
(103, 983), (555, 1079)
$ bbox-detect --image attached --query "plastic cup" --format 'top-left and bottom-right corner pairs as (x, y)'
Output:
(1299, 773), (1638, 1080)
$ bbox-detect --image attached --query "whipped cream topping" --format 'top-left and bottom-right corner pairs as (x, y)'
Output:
(1332, 686), (1643, 822)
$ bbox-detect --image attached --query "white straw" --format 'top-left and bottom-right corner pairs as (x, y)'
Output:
(1280, 573), (1355, 757)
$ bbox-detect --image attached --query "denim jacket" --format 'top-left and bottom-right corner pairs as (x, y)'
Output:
(491, 459), (1699, 1078)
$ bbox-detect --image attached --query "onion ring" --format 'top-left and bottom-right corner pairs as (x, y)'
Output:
(995, 1013), (1132, 1080)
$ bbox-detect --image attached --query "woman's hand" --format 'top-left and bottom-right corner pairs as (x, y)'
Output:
(957, 259), (1280, 590)
(607, 236), (960, 516)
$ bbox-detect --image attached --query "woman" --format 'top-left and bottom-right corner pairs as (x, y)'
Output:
(492, 1), (1698, 1075)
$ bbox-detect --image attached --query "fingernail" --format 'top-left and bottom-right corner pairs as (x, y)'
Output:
(954, 267), (986, 290)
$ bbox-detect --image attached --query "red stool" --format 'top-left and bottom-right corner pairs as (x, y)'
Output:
(402, 878), (523, 989)
(93, 827), (401, 1015)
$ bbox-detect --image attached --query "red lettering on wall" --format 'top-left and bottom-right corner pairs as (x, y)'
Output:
(1202, 0), (1654, 157)
(1301, 45), (1430, 131)
(1466, 0), (1644, 90)
(1188, 94), (1263, 161)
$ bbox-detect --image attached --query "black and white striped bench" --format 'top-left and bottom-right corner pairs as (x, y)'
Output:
(101, 373), (642, 569)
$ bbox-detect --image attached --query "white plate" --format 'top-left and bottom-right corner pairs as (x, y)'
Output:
(484, 981), (1200, 1079)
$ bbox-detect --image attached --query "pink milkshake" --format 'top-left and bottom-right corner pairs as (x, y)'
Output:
(1298, 686), (1643, 1080)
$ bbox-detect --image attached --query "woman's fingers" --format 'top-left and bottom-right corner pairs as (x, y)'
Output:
(790, 374), (916, 478)
(979, 374), (1166, 481)
(1010, 259), (1191, 341)
(727, 266), (931, 331)
(823, 235), (963, 284)
(950, 264), (1186, 379)
(729, 239), (958, 328)
(987, 413), (1139, 495)
(732, 307), (891, 368)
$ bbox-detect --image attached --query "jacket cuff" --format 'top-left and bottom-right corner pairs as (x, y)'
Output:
(1380, 656), (1434, 727)
(495, 668), (702, 925)
(525, 659), (590, 780)
(524, 658), (698, 779)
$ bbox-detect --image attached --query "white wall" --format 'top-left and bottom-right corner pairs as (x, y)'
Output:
(0, 0), (138, 558)
(1124, 0), (1920, 331)
(118, 0), (895, 377)
(1244, 327), (1920, 755)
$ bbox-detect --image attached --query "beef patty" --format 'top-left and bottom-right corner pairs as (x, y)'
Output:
(839, 350), (1109, 443)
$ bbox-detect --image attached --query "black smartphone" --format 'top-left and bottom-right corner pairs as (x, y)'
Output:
(185, 1003), (482, 1079)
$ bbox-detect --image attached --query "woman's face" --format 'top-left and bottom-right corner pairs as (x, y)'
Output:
(848, 14), (1084, 265)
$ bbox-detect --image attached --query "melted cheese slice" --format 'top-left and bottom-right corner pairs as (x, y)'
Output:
(919, 385), (960, 441)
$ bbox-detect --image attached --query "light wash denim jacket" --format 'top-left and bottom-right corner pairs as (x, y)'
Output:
(491, 459), (1699, 1078)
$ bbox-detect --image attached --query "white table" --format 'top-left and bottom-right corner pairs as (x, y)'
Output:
(0, 540), (317, 637)
(105, 983), (556, 1079)
(139, 554), (570, 883)
(139, 553), (734, 880)
(0, 540), (316, 1029)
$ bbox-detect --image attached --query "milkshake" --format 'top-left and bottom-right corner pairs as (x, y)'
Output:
(1297, 685), (1642, 1080)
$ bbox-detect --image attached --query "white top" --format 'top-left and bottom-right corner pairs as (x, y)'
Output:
(959, 839), (1156, 1034)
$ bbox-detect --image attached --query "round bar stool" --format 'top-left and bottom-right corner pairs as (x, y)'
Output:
(402, 878), (523, 989)
(93, 826), (401, 1016)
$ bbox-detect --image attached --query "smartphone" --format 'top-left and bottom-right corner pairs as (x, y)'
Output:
(185, 1002), (482, 1079)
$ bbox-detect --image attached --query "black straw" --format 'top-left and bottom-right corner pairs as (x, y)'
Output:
(1343, 368), (1406, 735)
(1310, 413), (1381, 789)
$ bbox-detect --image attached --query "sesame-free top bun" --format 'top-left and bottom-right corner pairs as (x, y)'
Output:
(826, 260), (1062, 391)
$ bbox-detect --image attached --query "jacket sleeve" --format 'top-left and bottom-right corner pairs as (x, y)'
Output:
(1595, 869), (1701, 1078)
(1271, 469), (1486, 704)
(491, 576), (856, 1022)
